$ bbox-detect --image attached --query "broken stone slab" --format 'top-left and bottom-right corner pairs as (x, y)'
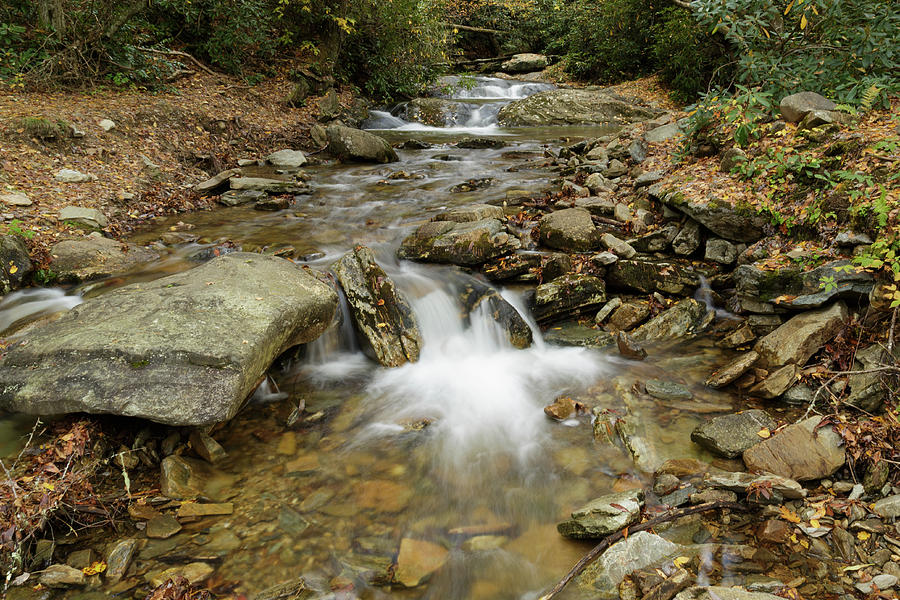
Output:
(540, 208), (601, 252)
(748, 363), (800, 399)
(105, 538), (138, 583)
(0, 253), (337, 426)
(544, 322), (615, 349)
(59, 206), (107, 229)
(0, 192), (32, 206)
(718, 324), (756, 349)
(742, 416), (845, 481)
(195, 168), (241, 195)
(333, 246), (421, 367)
(630, 299), (714, 343)
(691, 410), (776, 458)
(531, 273), (606, 323)
(734, 260), (872, 308)
(497, 88), (663, 127)
(705, 238), (737, 265)
(753, 301), (848, 368)
(557, 489), (644, 539)
(49, 236), (159, 282)
(398, 218), (521, 266)
(607, 301), (650, 331)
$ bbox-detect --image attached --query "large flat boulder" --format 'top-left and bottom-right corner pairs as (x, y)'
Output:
(326, 125), (398, 163)
(497, 89), (662, 127)
(332, 246), (420, 367)
(779, 92), (836, 123)
(576, 531), (679, 596)
(606, 259), (703, 295)
(742, 416), (845, 481)
(0, 253), (337, 425)
(398, 218), (520, 266)
(753, 301), (847, 368)
(660, 191), (767, 243)
(539, 208), (600, 252)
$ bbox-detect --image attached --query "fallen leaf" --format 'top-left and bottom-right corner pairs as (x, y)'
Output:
(757, 428), (771, 438)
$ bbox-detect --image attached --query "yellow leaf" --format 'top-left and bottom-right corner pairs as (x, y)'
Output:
(800, 14), (808, 29)
(673, 556), (691, 568)
(858, 531), (871, 540)
(82, 562), (107, 576)
(376, 323), (387, 328)
(41, 482), (54, 491)
(799, 539), (809, 548)
(843, 563), (874, 572)
(9, 265), (17, 274)
(757, 428), (771, 438)
(784, 0), (795, 14)
(809, 518), (820, 528)
(781, 506), (802, 523)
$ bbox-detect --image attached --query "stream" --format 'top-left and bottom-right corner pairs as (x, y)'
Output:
(1, 77), (755, 599)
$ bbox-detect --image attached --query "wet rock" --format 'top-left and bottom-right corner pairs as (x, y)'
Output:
(147, 562), (214, 587)
(461, 535), (507, 552)
(544, 396), (586, 420)
(607, 260), (701, 295)
(629, 226), (678, 253)
(705, 238), (737, 265)
(742, 416), (845, 481)
(176, 502), (233, 518)
(607, 301), (650, 331)
(753, 301), (848, 368)
(49, 236), (157, 282)
(146, 514), (182, 539)
(434, 204), (504, 223)
(545, 322), (615, 348)
(645, 379), (692, 401)
(644, 568), (692, 600)
(456, 137), (506, 149)
(333, 246), (421, 367)
(674, 586), (783, 600)
(219, 189), (265, 206)
(498, 89), (663, 127)
(595, 297), (622, 324)
(501, 53), (548, 73)
(253, 578), (312, 600)
(1, 235), (33, 295)
(661, 191), (766, 243)
(557, 489), (643, 539)
(254, 196), (292, 211)
(719, 324), (756, 349)
(481, 252), (540, 281)
(326, 124), (398, 163)
(601, 233), (636, 259)
(748, 364), (800, 399)
(450, 177), (494, 193)
(398, 218), (520, 266)
(705, 471), (805, 500)
(691, 410), (776, 458)
(196, 169), (241, 195)
(55, 168), (96, 183)
(355, 480), (413, 513)
(576, 531), (679, 595)
(459, 279), (532, 349)
(654, 473), (680, 496)
(59, 206), (107, 229)
(672, 220), (702, 256)
(189, 430), (227, 464)
(230, 176), (308, 194)
(631, 299), (714, 342)
(393, 539), (449, 587)
(266, 149), (307, 169)
(616, 331), (647, 360)
(160, 455), (219, 500)
(539, 208), (600, 252)
(856, 574), (898, 595)
(104, 538), (138, 583)
(40, 564), (85, 587)
(531, 273), (606, 323)
(780, 92), (836, 123)
(65, 549), (93, 570)
(1, 254), (337, 425)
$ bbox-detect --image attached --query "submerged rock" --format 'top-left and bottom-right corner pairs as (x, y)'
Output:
(326, 124), (398, 163)
(557, 489), (643, 539)
(393, 538), (449, 587)
(333, 246), (421, 367)
(398, 218), (520, 266)
(0, 253), (337, 425)
(674, 586), (784, 600)
(498, 89), (662, 127)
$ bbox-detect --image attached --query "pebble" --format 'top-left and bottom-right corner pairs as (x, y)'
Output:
(146, 515), (182, 539)
(848, 483), (864, 500)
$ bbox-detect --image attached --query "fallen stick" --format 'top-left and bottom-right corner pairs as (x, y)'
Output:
(538, 500), (747, 600)
(137, 47), (217, 77)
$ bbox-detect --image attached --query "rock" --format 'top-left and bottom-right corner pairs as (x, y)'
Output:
(631, 299), (714, 342)
(161, 456), (210, 499)
(661, 191), (766, 243)
(459, 279), (532, 349)
(333, 246), (421, 366)
(55, 168), (95, 183)
(654, 473), (680, 496)
(557, 490), (644, 539)
(576, 532), (679, 595)
(450, 177), (494, 193)
(672, 220), (702, 256)
(798, 109), (840, 130)
(601, 233), (636, 259)
(779, 92), (837, 123)
(0, 192), (32, 206)
(595, 297), (623, 324)
(500, 53), (549, 73)
(629, 226), (678, 253)
(645, 123), (681, 143)
(326, 124), (398, 163)
(706, 351), (759, 388)
(846, 344), (889, 411)
(872, 495), (900, 518)
(531, 273), (606, 323)
(393, 539), (449, 587)
(607, 260), (701, 295)
(254, 578), (312, 600)
(835, 231), (873, 246)
(195, 168), (240, 195)
(607, 301), (650, 331)
(189, 430), (227, 464)
(434, 204), (504, 223)
(628, 139), (648, 163)
(604, 159), (628, 178)
(98, 118), (116, 131)
(539, 208), (600, 252)
(230, 177), (308, 194)
(0, 235), (33, 295)
(691, 410), (776, 458)
(254, 196), (292, 211)
(40, 564), (85, 587)
(148, 562), (214, 587)
(398, 218), (520, 266)
(742, 416), (845, 481)
(219, 189), (264, 206)
(753, 302), (848, 368)
(719, 324), (756, 349)
(498, 89), (663, 127)
(105, 538), (138, 583)
(456, 137), (506, 149)
(146, 515), (182, 539)
(317, 89), (341, 119)
(584, 175), (614, 196)
(616, 331), (647, 360)
(734, 260), (872, 308)
(58, 206), (107, 229)
(704, 471), (805, 500)
(176, 502), (234, 518)
(49, 236), (158, 282)
(544, 396), (586, 420)
(705, 238), (737, 265)
(613, 203), (632, 223)
(720, 148), (747, 172)
(545, 322), (615, 348)
(645, 379), (692, 401)
(266, 149), (307, 169)
(674, 586), (783, 600)
(0, 253), (337, 425)
(748, 364), (800, 399)
(635, 171), (664, 188)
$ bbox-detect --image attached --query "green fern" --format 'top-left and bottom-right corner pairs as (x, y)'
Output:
(860, 84), (880, 112)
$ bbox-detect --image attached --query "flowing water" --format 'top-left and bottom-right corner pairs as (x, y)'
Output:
(0, 78), (751, 599)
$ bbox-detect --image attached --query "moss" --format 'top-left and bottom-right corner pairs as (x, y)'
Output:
(18, 117), (68, 140)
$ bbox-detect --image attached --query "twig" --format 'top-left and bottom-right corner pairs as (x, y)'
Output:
(136, 47), (217, 76)
(889, 307), (897, 355)
(445, 23), (507, 35)
(539, 501), (746, 600)
(823, 366), (900, 375)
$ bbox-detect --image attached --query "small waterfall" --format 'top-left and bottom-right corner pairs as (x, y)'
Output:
(299, 283), (371, 386)
(0, 288), (82, 335)
(695, 275), (738, 320)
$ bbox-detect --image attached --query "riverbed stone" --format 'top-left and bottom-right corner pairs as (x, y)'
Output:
(704, 471), (806, 500)
(607, 260), (701, 295)
(661, 191), (766, 243)
(629, 225), (678, 253)
(161, 455), (217, 500)
(333, 246), (421, 367)
(398, 218), (520, 266)
(195, 168), (240, 195)
(779, 92), (836, 123)
(146, 515), (182, 539)
(674, 586), (783, 600)
(230, 176), (308, 194)
(189, 430), (227, 464)
(557, 489), (644, 539)
(434, 204), (504, 223)
(601, 233), (636, 259)
(539, 208), (600, 252)
(148, 562), (214, 587)
(40, 564), (85, 588)
(501, 53), (548, 73)
(266, 149), (307, 169)
(0, 235), (32, 295)
(748, 364), (800, 399)
(742, 416), (845, 481)
(645, 379), (692, 401)
(691, 410), (776, 458)
(753, 301), (848, 368)
(459, 279), (532, 349)
(672, 220), (702, 256)
(531, 273), (606, 323)
(498, 89), (663, 127)
(576, 531), (679, 596)
(0, 253), (337, 425)
(219, 189), (265, 206)
(734, 260), (872, 308)
(631, 299), (714, 342)
(49, 236), (159, 282)
(104, 538), (138, 583)
(326, 124), (398, 163)
(59, 206), (107, 229)
(607, 301), (650, 331)
(394, 538), (449, 587)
